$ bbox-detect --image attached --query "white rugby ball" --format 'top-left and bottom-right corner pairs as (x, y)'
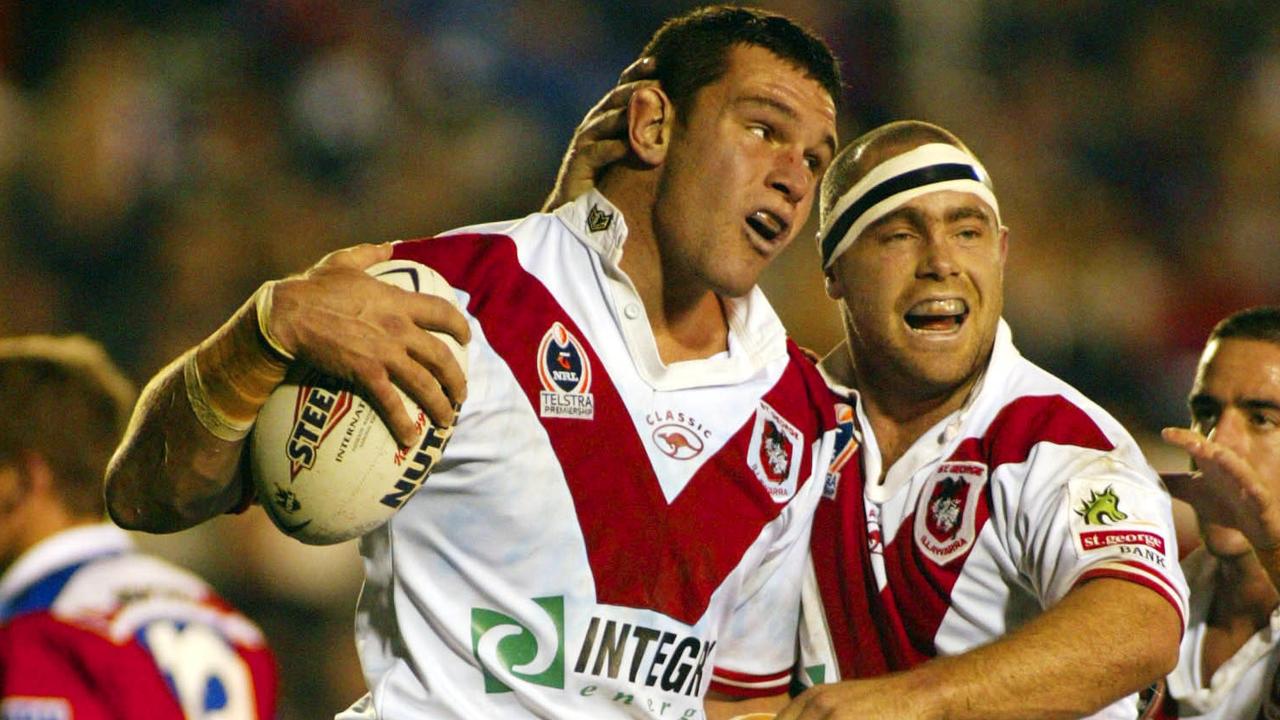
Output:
(250, 259), (467, 545)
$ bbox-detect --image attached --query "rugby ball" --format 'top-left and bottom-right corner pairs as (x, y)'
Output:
(250, 259), (467, 545)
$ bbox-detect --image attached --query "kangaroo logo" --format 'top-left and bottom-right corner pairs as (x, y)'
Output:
(471, 596), (565, 694)
(1075, 486), (1128, 525)
(651, 423), (705, 460)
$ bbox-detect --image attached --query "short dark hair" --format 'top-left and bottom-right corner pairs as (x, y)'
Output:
(641, 5), (842, 122)
(1209, 306), (1280, 346)
(0, 335), (136, 517)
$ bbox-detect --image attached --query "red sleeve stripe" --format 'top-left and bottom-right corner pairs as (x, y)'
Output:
(1076, 564), (1186, 636)
(710, 666), (792, 688)
(709, 667), (791, 698)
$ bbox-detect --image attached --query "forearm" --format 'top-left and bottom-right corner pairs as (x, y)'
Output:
(705, 691), (788, 719)
(106, 293), (286, 532)
(915, 578), (1180, 720)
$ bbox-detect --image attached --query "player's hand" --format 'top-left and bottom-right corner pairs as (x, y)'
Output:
(776, 678), (936, 720)
(1161, 426), (1280, 551)
(541, 56), (659, 211)
(266, 243), (471, 445)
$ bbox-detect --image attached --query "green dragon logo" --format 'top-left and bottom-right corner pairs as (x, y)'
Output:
(1075, 486), (1128, 525)
(471, 596), (565, 694)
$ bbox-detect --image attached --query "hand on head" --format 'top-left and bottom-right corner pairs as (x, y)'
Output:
(543, 57), (659, 211)
(1161, 426), (1280, 553)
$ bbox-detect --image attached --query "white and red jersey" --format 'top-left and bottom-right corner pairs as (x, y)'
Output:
(0, 523), (277, 720)
(1162, 549), (1280, 719)
(340, 190), (837, 719)
(800, 320), (1189, 719)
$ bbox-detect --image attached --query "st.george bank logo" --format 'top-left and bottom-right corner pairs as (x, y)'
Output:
(286, 378), (353, 479)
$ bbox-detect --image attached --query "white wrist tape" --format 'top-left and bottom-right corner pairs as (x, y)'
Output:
(254, 280), (296, 362)
(183, 350), (255, 442)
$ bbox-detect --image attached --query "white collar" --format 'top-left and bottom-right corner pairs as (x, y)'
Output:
(553, 190), (788, 389)
(862, 319), (1016, 501)
(0, 522), (132, 606)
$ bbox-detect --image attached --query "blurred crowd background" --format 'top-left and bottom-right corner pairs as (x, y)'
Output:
(2, 0), (1279, 716)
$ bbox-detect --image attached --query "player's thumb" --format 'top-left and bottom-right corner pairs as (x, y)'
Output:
(320, 242), (395, 271)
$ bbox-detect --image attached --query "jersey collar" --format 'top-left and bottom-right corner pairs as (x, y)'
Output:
(855, 319), (1018, 502)
(0, 523), (133, 609)
(554, 190), (788, 390)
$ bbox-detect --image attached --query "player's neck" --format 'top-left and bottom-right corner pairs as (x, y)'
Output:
(1209, 551), (1279, 627)
(826, 340), (978, 480)
(1202, 551), (1279, 681)
(601, 182), (730, 364)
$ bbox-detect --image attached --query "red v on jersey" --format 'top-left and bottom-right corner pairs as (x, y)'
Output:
(395, 234), (831, 625)
(813, 394), (1117, 676)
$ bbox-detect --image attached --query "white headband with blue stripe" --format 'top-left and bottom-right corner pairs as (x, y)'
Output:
(816, 143), (1000, 269)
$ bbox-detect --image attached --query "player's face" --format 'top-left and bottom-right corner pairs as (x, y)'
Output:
(1189, 337), (1280, 556)
(828, 189), (1007, 401)
(653, 44), (837, 298)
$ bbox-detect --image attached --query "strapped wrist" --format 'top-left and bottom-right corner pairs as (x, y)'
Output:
(255, 280), (296, 363)
(184, 289), (291, 442)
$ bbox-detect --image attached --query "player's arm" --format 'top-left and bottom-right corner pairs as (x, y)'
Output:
(777, 577), (1181, 720)
(105, 243), (469, 532)
(541, 57), (658, 211)
(705, 691), (790, 719)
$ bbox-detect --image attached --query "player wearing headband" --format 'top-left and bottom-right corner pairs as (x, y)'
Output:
(779, 121), (1188, 719)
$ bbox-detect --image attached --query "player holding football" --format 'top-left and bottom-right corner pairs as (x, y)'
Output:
(0, 335), (277, 719)
(544, 86), (1188, 715)
(1157, 306), (1280, 718)
(107, 7), (844, 718)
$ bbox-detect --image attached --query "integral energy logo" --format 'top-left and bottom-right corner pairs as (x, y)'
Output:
(472, 596), (566, 694)
(538, 322), (595, 420)
(471, 597), (717, 707)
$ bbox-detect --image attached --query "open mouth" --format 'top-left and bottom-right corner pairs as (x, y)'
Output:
(904, 298), (969, 333)
(746, 210), (788, 243)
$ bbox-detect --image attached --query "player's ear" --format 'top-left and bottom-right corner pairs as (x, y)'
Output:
(627, 85), (672, 166)
(824, 268), (845, 300)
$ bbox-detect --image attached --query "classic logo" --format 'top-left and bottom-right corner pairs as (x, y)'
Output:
(824, 402), (858, 499)
(913, 462), (988, 564)
(587, 204), (614, 233)
(1075, 486), (1127, 525)
(286, 379), (354, 479)
(537, 322), (595, 420)
(651, 424), (705, 460)
(746, 402), (803, 502)
(472, 596), (565, 694)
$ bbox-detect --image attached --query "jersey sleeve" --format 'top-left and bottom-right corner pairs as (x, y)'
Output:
(1016, 445), (1189, 629)
(709, 439), (828, 698)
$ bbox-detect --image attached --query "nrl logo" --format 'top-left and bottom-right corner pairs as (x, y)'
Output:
(586, 204), (614, 233)
(1075, 486), (1127, 526)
